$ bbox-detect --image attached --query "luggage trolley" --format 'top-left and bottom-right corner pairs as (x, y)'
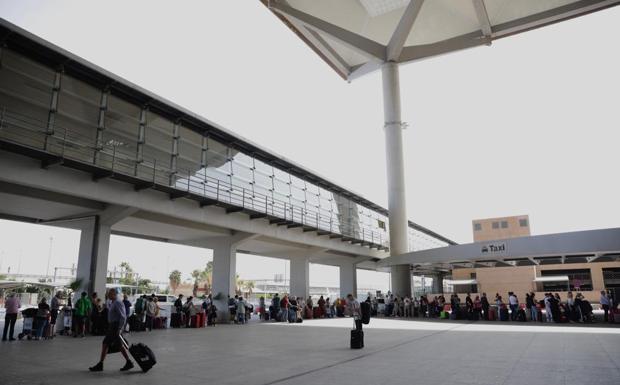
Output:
(18, 308), (38, 340)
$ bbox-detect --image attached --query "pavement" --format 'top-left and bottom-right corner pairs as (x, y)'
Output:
(1, 317), (619, 385)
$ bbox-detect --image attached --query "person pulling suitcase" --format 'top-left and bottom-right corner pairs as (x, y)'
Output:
(89, 289), (134, 372)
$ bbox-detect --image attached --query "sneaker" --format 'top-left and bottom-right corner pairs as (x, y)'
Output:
(89, 362), (103, 372)
(120, 361), (134, 371)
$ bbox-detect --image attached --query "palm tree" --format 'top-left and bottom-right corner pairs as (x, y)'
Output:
(169, 270), (182, 294)
(244, 280), (255, 297)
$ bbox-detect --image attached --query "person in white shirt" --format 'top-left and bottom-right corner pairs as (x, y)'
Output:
(346, 294), (362, 330)
(600, 291), (611, 323)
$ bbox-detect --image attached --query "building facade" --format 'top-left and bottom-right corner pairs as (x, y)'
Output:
(472, 215), (530, 242)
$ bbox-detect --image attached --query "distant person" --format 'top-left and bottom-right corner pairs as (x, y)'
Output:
(2, 293), (21, 341)
(74, 292), (92, 338)
(528, 293), (538, 322)
(145, 297), (156, 331)
(35, 297), (50, 340)
(50, 291), (62, 337)
(544, 293), (553, 322)
(174, 294), (184, 314)
(346, 294), (362, 331)
(89, 289), (133, 372)
(133, 295), (145, 330)
(122, 294), (131, 331)
(318, 295), (326, 318)
(508, 292), (518, 321)
(481, 293), (490, 320)
(259, 296), (266, 320)
(600, 290), (611, 322)
(237, 297), (247, 324)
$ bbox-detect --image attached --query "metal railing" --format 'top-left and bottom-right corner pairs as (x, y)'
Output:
(0, 106), (389, 249)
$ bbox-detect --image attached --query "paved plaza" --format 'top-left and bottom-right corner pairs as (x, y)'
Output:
(1, 318), (619, 385)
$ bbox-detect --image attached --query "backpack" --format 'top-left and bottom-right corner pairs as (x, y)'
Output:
(361, 302), (371, 324)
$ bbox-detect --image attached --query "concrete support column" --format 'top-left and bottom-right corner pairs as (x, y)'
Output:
(382, 61), (411, 298)
(431, 272), (445, 294)
(44, 205), (138, 299)
(339, 261), (358, 299)
(591, 266), (605, 291)
(203, 232), (257, 322)
(289, 257), (309, 299)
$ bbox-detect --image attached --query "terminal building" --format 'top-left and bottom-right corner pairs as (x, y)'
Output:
(380, 217), (620, 303)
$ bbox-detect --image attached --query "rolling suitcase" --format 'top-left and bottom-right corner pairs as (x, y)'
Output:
(350, 329), (364, 349)
(122, 337), (156, 373)
(488, 308), (497, 321)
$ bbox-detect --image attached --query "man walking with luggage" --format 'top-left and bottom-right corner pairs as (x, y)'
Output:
(89, 288), (133, 372)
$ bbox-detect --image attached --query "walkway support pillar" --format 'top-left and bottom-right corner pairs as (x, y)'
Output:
(207, 232), (258, 322)
(339, 260), (358, 299)
(289, 257), (310, 299)
(44, 205), (138, 299)
(431, 272), (445, 294)
(382, 61), (411, 297)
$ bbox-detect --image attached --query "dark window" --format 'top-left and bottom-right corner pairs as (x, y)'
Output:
(473, 223), (482, 231)
(501, 221), (508, 228)
(492, 221), (499, 229)
(519, 218), (528, 227)
(540, 269), (592, 291)
(377, 220), (386, 230)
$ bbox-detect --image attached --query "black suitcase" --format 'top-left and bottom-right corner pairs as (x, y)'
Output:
(122, 338), (156, 372)
(361, 302), (371, 324)
(350, 329), (364, 349)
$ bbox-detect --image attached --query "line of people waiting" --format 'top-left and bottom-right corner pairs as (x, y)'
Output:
(374, 290), (617, 324)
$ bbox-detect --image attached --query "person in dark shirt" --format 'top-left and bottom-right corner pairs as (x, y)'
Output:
(481, 293), (490, 320)
(89, 289), (133, 372)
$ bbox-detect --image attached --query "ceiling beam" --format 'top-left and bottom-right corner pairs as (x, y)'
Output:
(269, 2), (386, 60)
(386, 0), (425, 61)
(492, 0), (620, 39)
(472, 0), (493, 40)
(348, 60), (382, 81)
(399, 30), (490, 63)
(301, 25), (351, 76)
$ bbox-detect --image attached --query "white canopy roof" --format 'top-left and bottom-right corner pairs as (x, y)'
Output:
(262, 0), (620, 79)
(533, 275), (569, 282)
(0, 280), (66, 290)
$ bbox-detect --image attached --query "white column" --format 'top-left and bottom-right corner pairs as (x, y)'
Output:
(45, 205), (137, 300)
(339, 261), (358, 299)
(431, 272), (444, 294)
(289, 257), (309, 299)
(207, 232), (256, 321)
(382, 61), (411, 297)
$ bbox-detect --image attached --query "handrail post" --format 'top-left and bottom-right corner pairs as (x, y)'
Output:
(111, 145), (116, 173)
(0, 106), (5, 131)
(242, 187), (245, 208)
(216, 180), (220, 201)
(187, 169), (190, 193)
(61, 128), (68, 158)
(152, 159), (157, 184)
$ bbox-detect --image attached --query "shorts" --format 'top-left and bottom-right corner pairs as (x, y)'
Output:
(102, 322), (122, 346)
(77, 315), (89, 327)
(50, 309), (59, 324)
